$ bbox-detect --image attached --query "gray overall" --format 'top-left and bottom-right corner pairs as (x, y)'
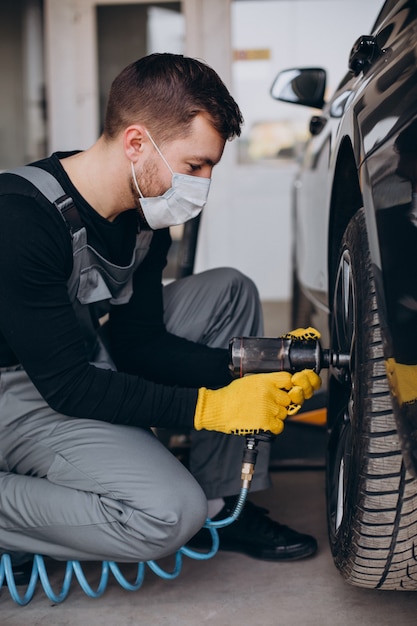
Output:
(0, 168), (267, 563)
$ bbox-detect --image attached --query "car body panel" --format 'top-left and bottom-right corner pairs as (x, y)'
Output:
(274, 0), (417, 471)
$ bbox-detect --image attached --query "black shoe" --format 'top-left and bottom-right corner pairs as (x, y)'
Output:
(188, 499), (317, 561)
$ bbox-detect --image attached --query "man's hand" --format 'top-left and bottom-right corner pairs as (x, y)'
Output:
(282, 327), (322, 413)
(281, 326), (321, 341)
(194, 369), (321, 436)
(287, 369), (322, 415)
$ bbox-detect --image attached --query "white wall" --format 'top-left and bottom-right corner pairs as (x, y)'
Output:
(195, 0), (383, 300)
(231, 0), (383, 136)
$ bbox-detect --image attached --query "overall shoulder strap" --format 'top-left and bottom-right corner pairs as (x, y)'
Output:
(6, 165), (83, 235)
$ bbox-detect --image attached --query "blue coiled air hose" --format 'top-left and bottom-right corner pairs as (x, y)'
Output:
(0, 433), (264, 606)
(0, 486), (249, 606)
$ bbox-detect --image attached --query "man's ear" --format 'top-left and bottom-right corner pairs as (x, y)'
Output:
(124, 125), (148, 161)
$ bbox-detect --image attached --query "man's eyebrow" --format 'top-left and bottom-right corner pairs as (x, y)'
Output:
(191, 155), (217, 166)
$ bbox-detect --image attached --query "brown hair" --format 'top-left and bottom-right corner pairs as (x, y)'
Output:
(103, 53), (243, 143)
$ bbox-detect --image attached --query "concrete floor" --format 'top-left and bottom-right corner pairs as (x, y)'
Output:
(2, 303), (417, 624)
(2, 470), (417, 625)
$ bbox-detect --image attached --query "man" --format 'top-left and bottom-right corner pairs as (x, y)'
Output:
(0, 53), (320, 574)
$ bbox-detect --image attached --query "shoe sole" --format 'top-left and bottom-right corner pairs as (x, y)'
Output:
(217, 542), (318, 561)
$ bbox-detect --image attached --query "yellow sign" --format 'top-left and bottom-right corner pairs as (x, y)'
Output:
(233, 48), (271, 61)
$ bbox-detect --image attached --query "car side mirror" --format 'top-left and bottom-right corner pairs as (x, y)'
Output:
(270, 68), (326, 109)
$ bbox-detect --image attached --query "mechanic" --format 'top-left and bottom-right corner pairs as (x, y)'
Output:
(0, 53), (321, 574)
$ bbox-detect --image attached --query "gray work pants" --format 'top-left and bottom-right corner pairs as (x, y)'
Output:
(163, 267), (269, 499)
(0, 268), (268, 562)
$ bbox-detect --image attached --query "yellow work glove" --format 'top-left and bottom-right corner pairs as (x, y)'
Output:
(281, 327), (322, 413)
(289, 369), (322, 413)
(194, 369), (321, 436)
(282, 326), (321, 341)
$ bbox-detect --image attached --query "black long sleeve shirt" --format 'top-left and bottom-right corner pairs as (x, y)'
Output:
(0, 153), (233, 430)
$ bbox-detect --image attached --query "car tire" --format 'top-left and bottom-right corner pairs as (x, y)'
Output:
(326, 208), (417, 590)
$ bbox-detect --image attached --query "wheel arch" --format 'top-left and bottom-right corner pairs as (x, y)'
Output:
(327, 138), (363, 308)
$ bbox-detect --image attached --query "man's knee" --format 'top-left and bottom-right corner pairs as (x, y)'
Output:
(159, 479), (208, 547)
(208, 267), (260, 303)
(125, 477), (208, 561)
(230, 268), (259, 302)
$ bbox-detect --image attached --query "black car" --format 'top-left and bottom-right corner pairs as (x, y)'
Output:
(271, 0), (417, 590)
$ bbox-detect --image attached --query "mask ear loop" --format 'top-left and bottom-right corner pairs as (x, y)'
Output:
(145, 130), (174, 176)
(131, 161), (144, 199)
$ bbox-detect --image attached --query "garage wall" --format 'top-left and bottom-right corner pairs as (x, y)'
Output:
(0, 0), (45, 169)
(194, 0), (384, 301)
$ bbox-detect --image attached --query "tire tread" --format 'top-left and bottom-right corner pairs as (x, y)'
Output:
(330, 209), (417, 590)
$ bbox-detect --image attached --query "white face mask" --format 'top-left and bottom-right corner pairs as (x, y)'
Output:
(131, 131), (211, 230)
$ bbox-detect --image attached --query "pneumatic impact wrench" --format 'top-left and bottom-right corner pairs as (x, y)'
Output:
(228, 334), (349, 491)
